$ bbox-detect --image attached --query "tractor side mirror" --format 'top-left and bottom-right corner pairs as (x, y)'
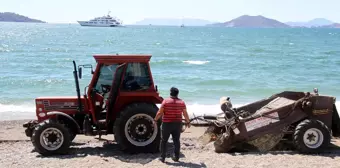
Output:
(82, 64), (94, 74)
(78, 67), (82, 79)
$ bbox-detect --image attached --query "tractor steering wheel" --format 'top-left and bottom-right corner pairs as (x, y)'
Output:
(100, 84), (111, 94)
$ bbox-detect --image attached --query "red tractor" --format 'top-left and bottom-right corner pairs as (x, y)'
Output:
(23, 54), (164, 156)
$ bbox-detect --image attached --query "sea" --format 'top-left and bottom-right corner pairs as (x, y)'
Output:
(1, 22), (340, 120)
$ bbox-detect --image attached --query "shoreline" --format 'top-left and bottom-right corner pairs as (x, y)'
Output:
(2, 100), (340, 121)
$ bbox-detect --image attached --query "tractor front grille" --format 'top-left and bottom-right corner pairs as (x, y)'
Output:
(42, 100), (84, 111)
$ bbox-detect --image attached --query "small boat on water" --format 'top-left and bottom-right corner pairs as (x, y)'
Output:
(77, 11), (123, 27)
(180, 17), (184, 27)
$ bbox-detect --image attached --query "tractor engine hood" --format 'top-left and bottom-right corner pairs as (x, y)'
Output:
(35, 96), (86, 119)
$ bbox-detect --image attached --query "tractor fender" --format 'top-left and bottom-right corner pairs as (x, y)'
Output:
(46, 111), (81, 133)
(116, 102), (159, 118)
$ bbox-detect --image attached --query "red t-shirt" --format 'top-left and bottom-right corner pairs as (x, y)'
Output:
(161, 97), (186, 123)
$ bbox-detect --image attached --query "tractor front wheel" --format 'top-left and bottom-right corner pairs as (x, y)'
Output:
(293, 119), (331, 153)
(69, 129), (77, 142)
(114, 103), (160, 153)
(31, 119), (71, 156)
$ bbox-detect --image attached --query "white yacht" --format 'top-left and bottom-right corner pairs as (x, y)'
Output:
(77, 11), (123, 27)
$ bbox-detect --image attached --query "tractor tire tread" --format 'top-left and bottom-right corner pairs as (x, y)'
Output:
(31, 119), (71, 156)
(293, 119), (330, 153)
(114, 103), (160, 153)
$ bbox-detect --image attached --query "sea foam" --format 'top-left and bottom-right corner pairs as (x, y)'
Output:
(183, 60), (210, 65)
(1, 101), (340, 120)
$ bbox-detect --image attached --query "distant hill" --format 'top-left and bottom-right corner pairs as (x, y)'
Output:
(133, 18), (214, 26)
(286, 18), (334, 28)
(318, 23), (340, 28)
(0, 12), (45, 23)
(210, 15), (290, 28)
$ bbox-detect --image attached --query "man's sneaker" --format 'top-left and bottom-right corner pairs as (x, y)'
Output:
(171, 156), (179, 162)
(159, 157), (165, 163)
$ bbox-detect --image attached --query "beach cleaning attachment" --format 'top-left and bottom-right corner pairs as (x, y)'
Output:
(195, 89), (339, 153)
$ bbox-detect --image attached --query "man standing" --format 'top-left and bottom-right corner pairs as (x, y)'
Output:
(154, 87), (190, 162)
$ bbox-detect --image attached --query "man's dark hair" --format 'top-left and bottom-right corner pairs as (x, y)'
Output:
(170, 87), (179, 97)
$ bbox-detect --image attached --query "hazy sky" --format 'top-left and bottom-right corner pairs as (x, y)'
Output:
(0, 0), (339, 24)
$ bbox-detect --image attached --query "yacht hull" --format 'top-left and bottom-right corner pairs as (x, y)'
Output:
(77, 21), (122, 27)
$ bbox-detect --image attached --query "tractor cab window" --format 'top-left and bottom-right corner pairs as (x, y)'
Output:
(95, 64), (118, 92)
(122, 63), (152, 91)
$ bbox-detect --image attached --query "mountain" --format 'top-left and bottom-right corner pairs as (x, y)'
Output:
(133, 18), (214, 26)
(286, 18), (334, 27)
(318, 23), (340, 28)
(210, 15), (290, 28)
(0, 12), (45, 23)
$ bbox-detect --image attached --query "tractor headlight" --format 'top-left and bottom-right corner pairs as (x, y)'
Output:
(38, 112), (46, 117)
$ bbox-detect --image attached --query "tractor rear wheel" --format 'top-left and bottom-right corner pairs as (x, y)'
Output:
(114, 103), (160, 153)
(31, 119), (71, 156)
(69, 130), (76, 142)
(293, 119), (331, 153)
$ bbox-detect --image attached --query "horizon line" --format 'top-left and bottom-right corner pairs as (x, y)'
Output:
(1, 12), (338, 24)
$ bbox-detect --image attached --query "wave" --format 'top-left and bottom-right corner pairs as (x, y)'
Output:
(171, 101), (340, 117)
(0, 104), (36, 113)
(323, 50), (340, 55)
(183, 103), (246, 117)
(2, 101), (340, 120)
(152, 60), (210, 66)
(183, 60), (210, 65)
(166, 101), (340, 118)
(151, 60), (178, 65)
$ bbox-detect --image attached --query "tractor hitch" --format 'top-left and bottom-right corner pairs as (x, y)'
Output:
(23, 120), (39, 137)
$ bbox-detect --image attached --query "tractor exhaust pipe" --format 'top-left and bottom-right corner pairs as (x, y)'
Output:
(73, 60), (83, 113)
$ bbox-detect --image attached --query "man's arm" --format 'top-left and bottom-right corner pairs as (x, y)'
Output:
(154, 100), (166, 122)
(183, 108), (190, 127)
(154, 107), (164, 121)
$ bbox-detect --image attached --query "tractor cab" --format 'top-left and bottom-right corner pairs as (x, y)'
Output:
(75, 55), (163, 135)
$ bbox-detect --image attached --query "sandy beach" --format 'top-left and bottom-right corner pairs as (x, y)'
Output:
(0, 119), (340, 168)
